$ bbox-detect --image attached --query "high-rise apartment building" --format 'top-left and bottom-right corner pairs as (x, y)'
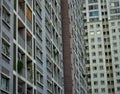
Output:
(0, 0), (63, 94)
(83, 0), (120, 94)
(61, 0), (87, 94)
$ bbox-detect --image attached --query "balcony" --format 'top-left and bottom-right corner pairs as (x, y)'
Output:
(27, 0), (32, 7)
(53, 84), (57, 94)
(46, 60), (52, 73)
(27, 18), (32, 31)
(27, 31), (32, 56)
(3, 0), (10, 10)
(27, 70), (33, 83)
(18, 35), (25, 49)
(58, 78), (61, 86)
(18, 79), (25, 94)
(37, 72), (43, 85)
(45, 1), (51, 20)
(27, 90), (32, 94)
(27, 44), (32, 56)
(18, 0), (25, 21)
(26, 5), (32, 31)
(36, 51), (42, 61)
(47, 81), (52, 92)
(17, 49), (25, 77)
(18, 6), (25, 21)
(27, 85), (33, 94)
(45, 10), (51, 20)
(54, 75), (57, 82)
(27, 58), (33, 83)
(17, 60), (25, 77)
(18, 19), (25, 49)
(18, 85), (25, 94)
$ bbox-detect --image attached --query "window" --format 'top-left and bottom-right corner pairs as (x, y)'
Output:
(116, 72), (120, 76)
(89, 11), (99, 16)
(118, 21), (120, 25)
(93, 73), (97, 78)
(110, 2), (119, 7)
(118, 28), (120, 32)
(101, 81), (105, 85)
(96, 24), (100, 28)
(88, 0), (98, 3)
(47, 80), (52, 91)
(113, 42), (117, 47)
(89, 5), (98, 10)
(2, 6), (10, 25)
(112, 36), (116, 40)
(97, 37), (101, 42)
(90, 25), (94, 28)
(92, 52), (96, 56)
(1, 76), (9, 91)
(98, 51), (102, 56)
(93, 66), (97, 70)
(94, 88), (98, 93)
(36, 24), (42, 38)
(90, 31), (94, 35)
(92, 59), (96, 63)
(97, 30), (101, 34)
(101, 88), (105, 92)
(99, 59), (103, 63)
(110, 8), (120, 14)
(119, 35), (120, 39)
(111, 22), (115, 26)
(37, 71), (43, 84)
(98, 44), (102, 48)
(89, 18), (99, 22)
(36, 2), (42, 19)
(26, 5), (32, 22)
(112, 29), (116, 33)
(100, 66), (103, 70)
(100, 73), (104, 78)
(117, 87), (120, 91)
(2, 40), (10, 57)
(91, 45), (95, 49)
(114, 50), (118, 54)
(91, 38), (95, 42)
(115, 64), (119, 69)
(117, 79), (120, 84)
(94, 81), (98, 85)
(114, 57), (118, 62)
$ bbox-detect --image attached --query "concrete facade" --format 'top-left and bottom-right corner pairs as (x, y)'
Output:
(0, 0), (63, 94)
(83, 0), (120, 94)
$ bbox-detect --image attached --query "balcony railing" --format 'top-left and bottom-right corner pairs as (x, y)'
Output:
(18, 35), (25, 49)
